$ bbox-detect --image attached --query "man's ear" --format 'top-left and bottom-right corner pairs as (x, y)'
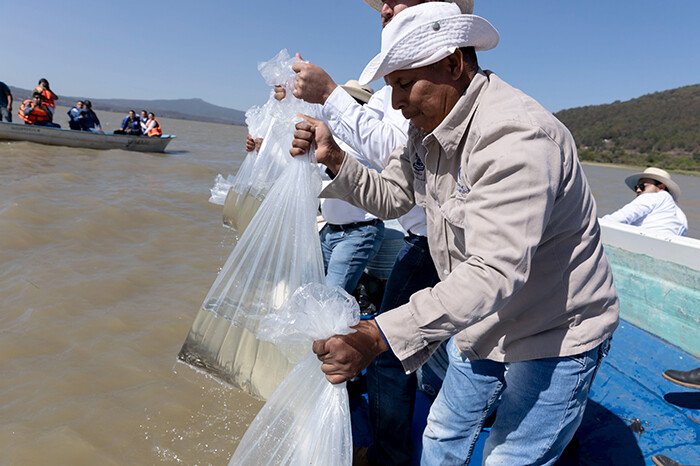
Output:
(446, 49), (465, 80)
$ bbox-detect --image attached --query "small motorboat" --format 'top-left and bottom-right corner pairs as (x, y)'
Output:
(0, 121), (175, 153)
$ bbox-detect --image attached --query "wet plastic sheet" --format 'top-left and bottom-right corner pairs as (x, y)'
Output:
(229, 283), (360, 466)
(222, 49), (315, 234)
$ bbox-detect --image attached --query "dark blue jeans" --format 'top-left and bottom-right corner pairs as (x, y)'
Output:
(366, 234), (440, 466)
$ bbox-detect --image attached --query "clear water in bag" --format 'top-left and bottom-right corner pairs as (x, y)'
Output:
(180, 151), (324, 399)
(222, 187), (264, 233)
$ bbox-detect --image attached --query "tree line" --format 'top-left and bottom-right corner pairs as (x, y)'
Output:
(555, 84), (700, 172)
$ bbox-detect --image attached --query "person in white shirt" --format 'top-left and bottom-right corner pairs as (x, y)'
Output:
(317, 81), (386, 296)
(602, 167), (687, 236)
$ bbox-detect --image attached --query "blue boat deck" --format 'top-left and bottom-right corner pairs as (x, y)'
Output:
(560, 320), (699, 465)
(352, 318), (700, 465)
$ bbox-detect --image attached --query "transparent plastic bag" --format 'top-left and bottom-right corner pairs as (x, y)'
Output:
(205, 151), (325, 335)
(189, 148), (325, 398)
(223, 49), (316, 234)
(228, 283), (360, 466)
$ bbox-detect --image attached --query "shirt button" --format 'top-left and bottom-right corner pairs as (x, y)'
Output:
(443, 269), (450, 275)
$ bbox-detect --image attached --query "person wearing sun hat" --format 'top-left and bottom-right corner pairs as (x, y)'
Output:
(339, 79), (375, 104)
(602, 167), (687, 236)
(291, 2), (619, 464)
(286, 3), (473, 464)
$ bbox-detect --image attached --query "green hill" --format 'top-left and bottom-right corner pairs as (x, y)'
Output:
(555, 84), (700, 172)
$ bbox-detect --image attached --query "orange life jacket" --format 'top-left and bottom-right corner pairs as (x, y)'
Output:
(19, 99), (52, 124)
(34, 87), (56, 108)
(146, 118), (162, 137)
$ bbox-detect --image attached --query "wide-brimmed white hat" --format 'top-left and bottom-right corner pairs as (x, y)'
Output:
(359, 2), (498, 85)
(625, 167), (681, 200)
(362, 0), (474, 15)
(340, 79), (375, 104)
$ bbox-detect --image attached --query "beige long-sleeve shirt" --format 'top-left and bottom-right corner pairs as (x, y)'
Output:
(321, 70), (619, 373)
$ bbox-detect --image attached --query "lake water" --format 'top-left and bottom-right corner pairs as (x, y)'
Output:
(1, 108), (698, 465)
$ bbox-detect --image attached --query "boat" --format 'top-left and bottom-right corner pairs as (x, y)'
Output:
(0, 121), (175, 152)
(180, 215), (700, 464)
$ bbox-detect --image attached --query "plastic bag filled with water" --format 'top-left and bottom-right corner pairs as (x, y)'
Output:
(180, 146), (325, 399)
(222, 49), (317, 235)
(228, 283), (359, 466)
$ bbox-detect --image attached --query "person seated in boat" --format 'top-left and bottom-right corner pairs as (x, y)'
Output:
(33, 78), (58, 109)
(67, 101), (84, 130)
(0, 80), (12, 122)
(602, 167), (687, 236)
(292, 4), (619, 464)
(19, 91), (60, 128)
(143, 112), (163, 137)
(79, 100), (103, 133)
(140, 110), (149, 133)
(114, 110), (143, 135)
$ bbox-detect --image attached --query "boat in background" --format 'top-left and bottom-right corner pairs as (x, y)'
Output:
(0, 121), (175, 153)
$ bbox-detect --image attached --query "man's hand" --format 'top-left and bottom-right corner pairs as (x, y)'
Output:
(290, 114), (345, 174)
(245, 134), (262, 152)
(312, 320), (389, 384)
(291, 56), (337, 105)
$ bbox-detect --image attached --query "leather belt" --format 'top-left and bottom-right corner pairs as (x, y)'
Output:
(326, 218), (382, 232)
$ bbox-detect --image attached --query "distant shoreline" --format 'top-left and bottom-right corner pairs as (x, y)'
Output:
(581, 161), (699, 177)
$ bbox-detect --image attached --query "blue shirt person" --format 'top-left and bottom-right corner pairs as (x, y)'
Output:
(67, 101), (84, 130)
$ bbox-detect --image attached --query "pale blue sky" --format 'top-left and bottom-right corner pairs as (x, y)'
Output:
(2, 1), (698, 114)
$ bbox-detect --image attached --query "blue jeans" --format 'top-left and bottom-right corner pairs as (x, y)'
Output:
(366, 234), (440, 466)
(0, 107), (11, 122)
(422, 337), (611, 465)
(320, 221), (385, 294)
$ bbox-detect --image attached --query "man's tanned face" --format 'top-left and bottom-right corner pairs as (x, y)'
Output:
(386, 55), (464, 133)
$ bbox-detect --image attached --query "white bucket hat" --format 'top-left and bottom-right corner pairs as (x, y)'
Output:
(340, 79), (375, 104)
(358, 2), (498, 85)
(362, 0), (474, 15)
(625, 167), (681, 201)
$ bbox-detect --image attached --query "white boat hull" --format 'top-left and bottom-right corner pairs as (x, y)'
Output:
(0, 121), (175, 153)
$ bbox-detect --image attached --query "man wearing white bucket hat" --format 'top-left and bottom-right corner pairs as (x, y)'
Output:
(293, 3), (619, 464)
(287, 2), (473, 464)
(602, 167), (687, 236)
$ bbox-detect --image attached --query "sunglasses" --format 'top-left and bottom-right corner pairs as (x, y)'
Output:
(635, 181), (659, 191)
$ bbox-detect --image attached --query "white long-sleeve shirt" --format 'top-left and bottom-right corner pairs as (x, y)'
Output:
(602, 190), (687, 236)
(319, 140), (378, 225)
(321, 85), (428, 236)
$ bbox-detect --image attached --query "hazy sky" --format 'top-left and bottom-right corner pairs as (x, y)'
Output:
(2, 1), (698, 114)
